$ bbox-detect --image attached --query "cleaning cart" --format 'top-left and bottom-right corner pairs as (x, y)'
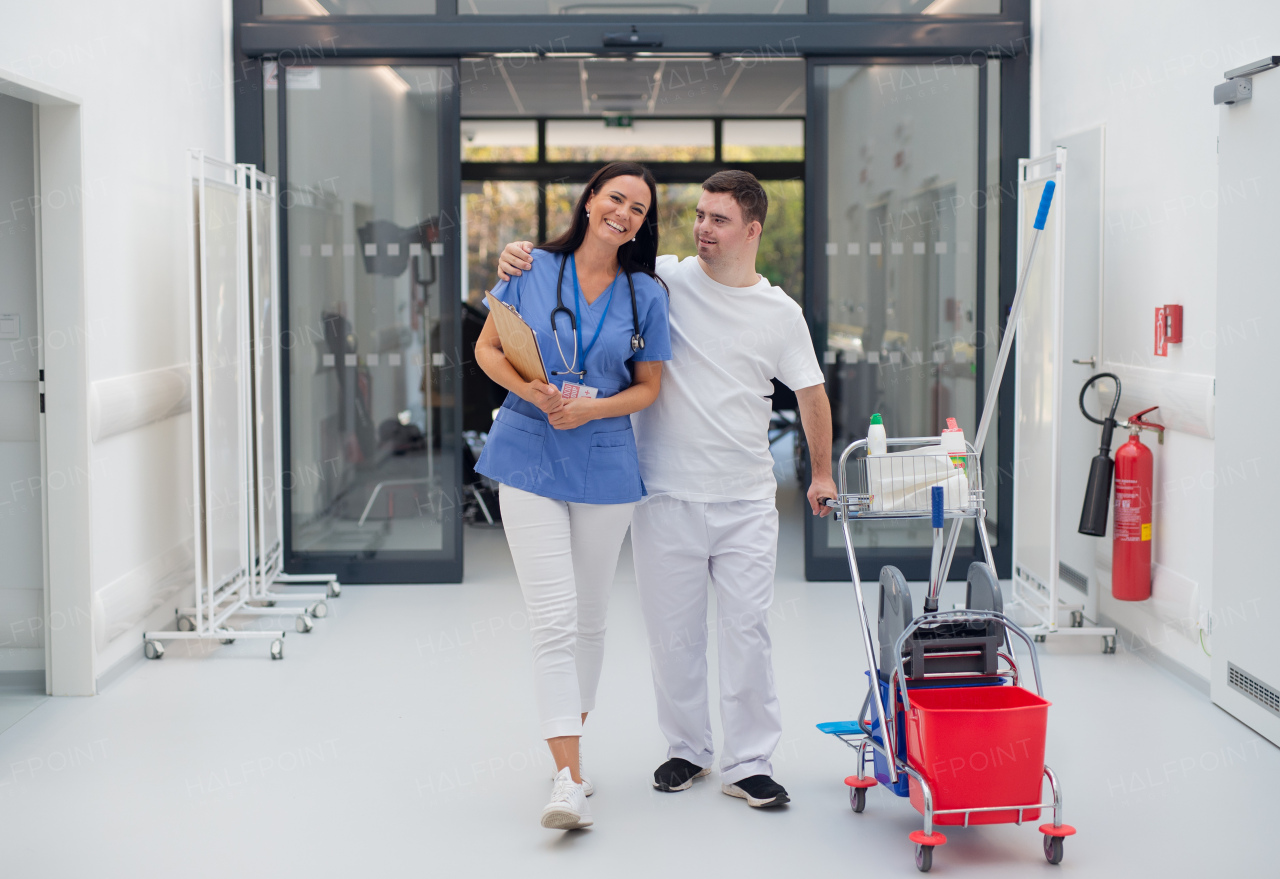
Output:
(817, 181), (1076, 871)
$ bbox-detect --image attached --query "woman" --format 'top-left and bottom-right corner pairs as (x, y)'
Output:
(474, 162), (671, 831)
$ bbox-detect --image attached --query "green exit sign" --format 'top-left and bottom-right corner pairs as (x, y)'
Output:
(604, 115), (633, 128)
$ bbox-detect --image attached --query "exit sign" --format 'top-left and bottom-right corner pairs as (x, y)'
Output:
(604, 115), (633, 128)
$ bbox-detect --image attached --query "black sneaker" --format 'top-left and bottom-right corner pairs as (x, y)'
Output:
(722, 775), (790, 807)
(652, 757), (711, 792)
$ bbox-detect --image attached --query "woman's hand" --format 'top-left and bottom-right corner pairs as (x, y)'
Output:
(497, 241), (535, 281)
(548, 397), (598, 431)
(524, 380), (563, 415)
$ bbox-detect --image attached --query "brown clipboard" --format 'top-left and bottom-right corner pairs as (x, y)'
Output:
(485, 292), (549, 384)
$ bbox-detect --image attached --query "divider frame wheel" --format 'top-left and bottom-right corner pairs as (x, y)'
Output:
(270, 639), (284, 660)
(328, 583), (341, 598)
(296, 615), (313, 634)
(144, 640), (164, 660)
(1103, 634), (1117, 654)
(309, 601), (328, 619)
(177, 615), (195, 632)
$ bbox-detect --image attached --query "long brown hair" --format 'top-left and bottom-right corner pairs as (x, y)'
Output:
(540, 162), (662, 280)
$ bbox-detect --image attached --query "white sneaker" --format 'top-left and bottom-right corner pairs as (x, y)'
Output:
(579, 743), (594, 797)
(540, 767), (593, 830)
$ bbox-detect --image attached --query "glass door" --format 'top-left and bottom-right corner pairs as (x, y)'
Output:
(806, 58), (1004, 582)
(271, 62), (463, 583)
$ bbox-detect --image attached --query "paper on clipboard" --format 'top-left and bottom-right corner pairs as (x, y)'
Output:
(485, 292), (549, 384)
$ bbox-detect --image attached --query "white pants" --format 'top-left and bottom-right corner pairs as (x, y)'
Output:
(631, 495), (781, 785)
(499, 484), (636, 740)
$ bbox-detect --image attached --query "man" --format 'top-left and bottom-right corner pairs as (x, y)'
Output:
(498, 170), (836, 809)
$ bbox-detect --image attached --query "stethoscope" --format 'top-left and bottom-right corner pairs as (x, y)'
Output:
(551, 253), (645, 380)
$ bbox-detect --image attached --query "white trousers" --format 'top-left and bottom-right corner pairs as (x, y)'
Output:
(631, 495), (781, 785)
(499, 484), (636, 740)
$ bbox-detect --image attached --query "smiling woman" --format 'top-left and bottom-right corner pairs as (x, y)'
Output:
(470, 161), (673, 831)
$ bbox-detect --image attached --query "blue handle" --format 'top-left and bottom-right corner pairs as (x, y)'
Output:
(1033, 179), (1056, 230)
(931, 485), (944, 528)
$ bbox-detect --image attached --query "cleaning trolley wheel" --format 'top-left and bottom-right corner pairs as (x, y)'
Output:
(914, 845), (933, 872)
(1033, 634), (1047, 643)
(849, 787), (866, 812)
(177, 615), (195, 632)
(309, 601), (328, 619)
(1070, 610), (1084, 627)
(270, 639), (285, 660)
(296, 615), (313, 634)
(144, 640), (164, 660)
(220, 639), (236, 645)
(1102, 634), (1116, 654)
(1044, 834), (1064, 864)
(328, 582), (342, 598)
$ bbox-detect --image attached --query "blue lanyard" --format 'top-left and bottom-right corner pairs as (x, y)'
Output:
(569, 253), (618, 374)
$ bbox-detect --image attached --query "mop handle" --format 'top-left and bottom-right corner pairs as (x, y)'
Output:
(972, 180), (1056, 457)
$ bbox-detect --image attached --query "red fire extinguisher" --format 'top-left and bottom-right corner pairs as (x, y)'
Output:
(1112, 407), (1163, 601)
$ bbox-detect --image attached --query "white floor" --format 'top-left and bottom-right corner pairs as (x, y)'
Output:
(0, 484), (1276, 878)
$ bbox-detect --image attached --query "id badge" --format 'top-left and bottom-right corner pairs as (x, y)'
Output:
(561, 382), (599, 400)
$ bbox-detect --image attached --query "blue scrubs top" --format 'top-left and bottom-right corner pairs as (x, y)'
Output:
(476, 249), (672, 504)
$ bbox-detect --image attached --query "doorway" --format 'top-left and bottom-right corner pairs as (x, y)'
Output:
(241, 3), (1030, 585)
(0, 92), (48, 725)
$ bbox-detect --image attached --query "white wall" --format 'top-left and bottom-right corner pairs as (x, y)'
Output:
(1035, 0), (1280, 681)
(0, 0), (233, 686)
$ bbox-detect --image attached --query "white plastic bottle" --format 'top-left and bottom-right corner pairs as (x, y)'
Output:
(941, 417), (967, 475)
(867, 413), (887, 456)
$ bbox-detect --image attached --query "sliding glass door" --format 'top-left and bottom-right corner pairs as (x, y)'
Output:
(271, 62), (463, 583)
(805, 58), (1010, 581)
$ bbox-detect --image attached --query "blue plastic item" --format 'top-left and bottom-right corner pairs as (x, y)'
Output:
(930, 485), (944, 528)
(1033, 180), (1056, 230)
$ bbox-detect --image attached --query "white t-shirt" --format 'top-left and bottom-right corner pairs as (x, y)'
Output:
(632, 255), (825, 503)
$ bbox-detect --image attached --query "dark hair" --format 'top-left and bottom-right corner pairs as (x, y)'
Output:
(702, 169), (768, 229)
(539, 162), (662, 280)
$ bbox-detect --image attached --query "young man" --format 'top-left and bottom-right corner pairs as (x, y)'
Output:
(498, 170), (836, 809)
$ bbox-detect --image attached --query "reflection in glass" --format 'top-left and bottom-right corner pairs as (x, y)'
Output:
(461, 1), (803, 12)
(546, 119), (714, 162)
(820, 62), (997, 553)
(829, 0), (999, 13)
(264, 0), (437, 13)
(284, 65), (454, 560)
(722, 119), (804, 161)
(462, 120), (538, 163)
(463, 181), (539, 307)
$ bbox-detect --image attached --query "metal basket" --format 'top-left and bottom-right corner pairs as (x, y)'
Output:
(832, 438), (983, 520)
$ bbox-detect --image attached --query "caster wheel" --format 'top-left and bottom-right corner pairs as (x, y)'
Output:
(220, 639), (236, 645)
(328, 583), (342, 598)
(296, 615), (313, 633)
(1034, 634), (1047, 643)
(1070, 610), (1084, 628)
(144, 640), (164, 660)
(850, 786), (866, 813)
(270, 639), (284, 660)
(1102, 634), (1116, 654)
(915, 844), (933, 873)
(1044, 834), (1064, 865)
(309, 601), (328, 619)
(177, 615), (195, 632)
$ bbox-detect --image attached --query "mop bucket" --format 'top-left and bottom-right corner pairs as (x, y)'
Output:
(905, 685), (1050, 825)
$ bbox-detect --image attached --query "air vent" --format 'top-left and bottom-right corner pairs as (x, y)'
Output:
(1058, 561), (1089, 593)
(1228, 662), (1280, 718)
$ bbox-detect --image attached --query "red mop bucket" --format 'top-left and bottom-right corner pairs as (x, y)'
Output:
(904, 685), (1050, 825)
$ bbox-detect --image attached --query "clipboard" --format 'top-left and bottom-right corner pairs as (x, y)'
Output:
(485, 292), (550, 384)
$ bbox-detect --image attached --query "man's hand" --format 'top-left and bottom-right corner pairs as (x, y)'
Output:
(548, 397), (597, 431)
(497, 241), (535, 281)
(525, 380), (563, 415)
(807, 473), (838, 517)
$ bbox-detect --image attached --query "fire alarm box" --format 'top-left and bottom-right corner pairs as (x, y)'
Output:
(1155, 304), (1183, 356)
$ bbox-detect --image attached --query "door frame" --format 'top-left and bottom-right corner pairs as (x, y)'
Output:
(803, 52), (1027, 581)
(232, 1), (1031, 585)
(0, 69), (94, 695)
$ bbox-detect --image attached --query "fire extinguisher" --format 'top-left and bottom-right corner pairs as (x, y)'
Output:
(1077, 374), (1164, 601)
(1112, 407), (1163, 601)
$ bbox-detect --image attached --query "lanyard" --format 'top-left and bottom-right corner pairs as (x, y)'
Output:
(569, 253), (618, 376)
